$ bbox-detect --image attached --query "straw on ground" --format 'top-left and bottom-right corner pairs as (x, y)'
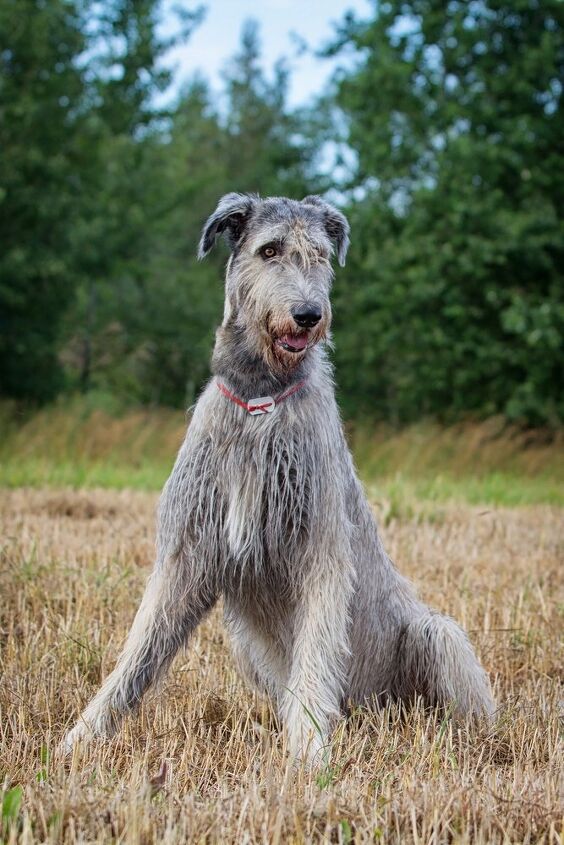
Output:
(0, 488), (562, 843)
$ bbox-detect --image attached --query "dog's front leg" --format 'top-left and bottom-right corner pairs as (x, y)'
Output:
(280, 555), (354, 766)
(64, 554), (216, 751)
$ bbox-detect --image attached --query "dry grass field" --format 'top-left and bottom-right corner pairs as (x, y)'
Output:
(1, 486), (562, 843)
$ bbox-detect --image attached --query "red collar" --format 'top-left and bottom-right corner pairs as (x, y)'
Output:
(216, 379), (306, 415)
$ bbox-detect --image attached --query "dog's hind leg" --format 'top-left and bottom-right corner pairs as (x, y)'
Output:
(64, 553), (216, 750)
(394, 611), (495, 720)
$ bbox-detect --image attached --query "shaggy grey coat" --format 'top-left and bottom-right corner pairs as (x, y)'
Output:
(65, 193), (494, 763)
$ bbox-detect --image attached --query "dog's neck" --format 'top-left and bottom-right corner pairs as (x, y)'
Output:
(212, 322), (315, 398)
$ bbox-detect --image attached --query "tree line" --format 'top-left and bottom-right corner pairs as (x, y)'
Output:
(1, 0), (562, 424)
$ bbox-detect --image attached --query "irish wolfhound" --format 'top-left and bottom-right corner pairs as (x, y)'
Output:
(64, 193), (494, 763)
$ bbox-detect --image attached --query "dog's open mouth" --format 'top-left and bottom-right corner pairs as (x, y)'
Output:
(275, 332), (309, 354)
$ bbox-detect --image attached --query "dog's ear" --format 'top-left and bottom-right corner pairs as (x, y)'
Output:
(302, 195), (350, 267)
(198, 193), (257, 259)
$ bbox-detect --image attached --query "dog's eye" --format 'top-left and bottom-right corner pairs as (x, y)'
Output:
(260, 244), (277, 259)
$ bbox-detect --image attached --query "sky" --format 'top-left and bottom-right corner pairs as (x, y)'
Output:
(163, 0), (373, 106)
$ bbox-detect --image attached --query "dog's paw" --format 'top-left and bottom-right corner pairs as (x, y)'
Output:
(287, 726), (331, 771)
(60, 702), (121, 755)
(61, 720), (92, 754)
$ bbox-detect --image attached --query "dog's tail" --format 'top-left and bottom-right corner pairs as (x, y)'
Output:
(394, 611), (495, 720)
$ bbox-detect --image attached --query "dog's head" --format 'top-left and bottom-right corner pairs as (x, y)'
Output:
(199, 193), (349, 375)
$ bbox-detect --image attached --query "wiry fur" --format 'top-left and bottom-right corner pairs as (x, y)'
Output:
(64, 193), (494, 763)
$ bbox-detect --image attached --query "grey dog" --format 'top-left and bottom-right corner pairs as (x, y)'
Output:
(64, 193), (494, 763)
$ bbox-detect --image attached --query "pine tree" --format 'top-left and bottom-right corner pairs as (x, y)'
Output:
(0, 0), (87, 400)
(331, 0), (564, 423)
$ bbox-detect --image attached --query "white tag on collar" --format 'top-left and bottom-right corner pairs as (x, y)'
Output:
(247, 396), (276, 415)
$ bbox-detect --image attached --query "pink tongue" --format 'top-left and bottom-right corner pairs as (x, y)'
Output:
(281, 333), (308, 350)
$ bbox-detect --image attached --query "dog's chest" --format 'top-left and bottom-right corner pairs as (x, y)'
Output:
(221, 426), (314, 568)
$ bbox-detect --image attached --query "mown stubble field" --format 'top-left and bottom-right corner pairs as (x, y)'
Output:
(1, 487), (562, 843)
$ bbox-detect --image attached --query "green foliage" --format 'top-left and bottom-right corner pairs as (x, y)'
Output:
(331, 0), (564, 424)
(1, 784), (23, 832)
(0, 0), (87, 400)
(0, 0), (562, 424)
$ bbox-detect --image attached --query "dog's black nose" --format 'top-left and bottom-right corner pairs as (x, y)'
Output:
(292, 305), (322, 328)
